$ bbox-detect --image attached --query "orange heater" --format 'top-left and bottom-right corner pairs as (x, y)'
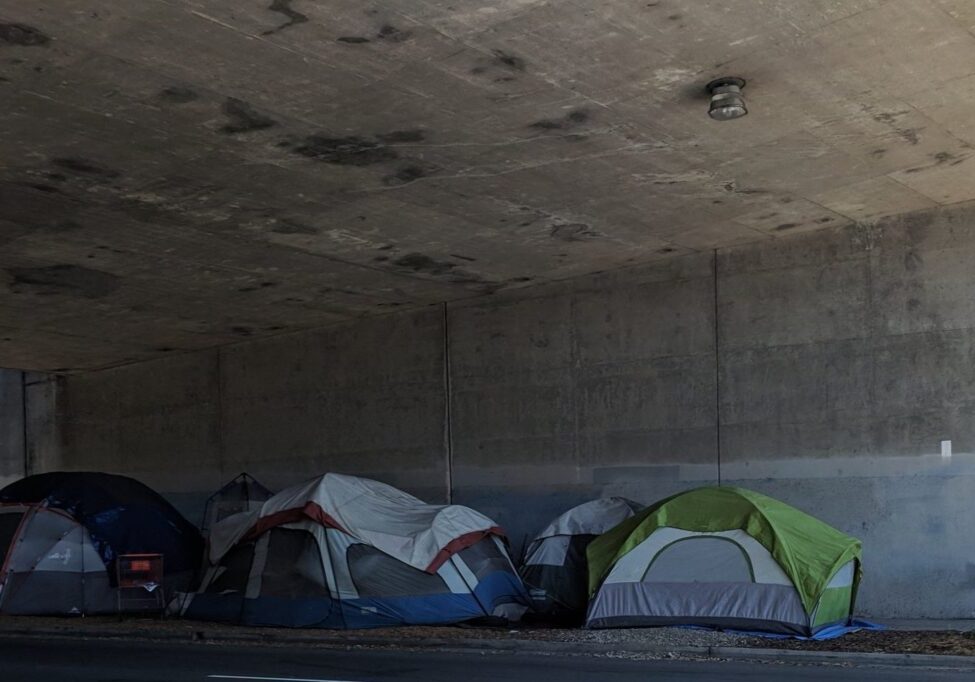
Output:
(116, 553), (165, 615)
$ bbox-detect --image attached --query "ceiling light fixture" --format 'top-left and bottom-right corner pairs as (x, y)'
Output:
(706, 77), (747, 121)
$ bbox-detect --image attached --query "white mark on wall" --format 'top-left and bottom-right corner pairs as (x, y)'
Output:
(650, 67), (698, 89)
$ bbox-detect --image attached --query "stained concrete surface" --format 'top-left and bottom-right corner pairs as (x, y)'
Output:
(18, 207), (975, 618)
(4, 2), (975, 370)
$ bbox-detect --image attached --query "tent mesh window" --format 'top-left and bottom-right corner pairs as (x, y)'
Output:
(643, 537), (754, 583)
(346, 544), (451, 597)
(260, 529), (328, 598)
(0, 512), (25, 570)
(202, 474), (274, 534)
(206, 541), (255, 594)
(458, 538), (512, 581)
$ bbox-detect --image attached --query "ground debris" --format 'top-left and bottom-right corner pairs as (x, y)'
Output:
(748, 630), (975, 657)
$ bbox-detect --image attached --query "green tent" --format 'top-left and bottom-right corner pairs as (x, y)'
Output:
(586, 486), (862, 636)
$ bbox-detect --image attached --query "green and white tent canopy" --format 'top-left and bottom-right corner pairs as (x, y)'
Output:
(586, 486), (862, 636)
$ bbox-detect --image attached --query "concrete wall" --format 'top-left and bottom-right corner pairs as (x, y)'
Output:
(717, 214), (975, 618)
(0, 369), (25, 488)
(32, 204), (975, 618)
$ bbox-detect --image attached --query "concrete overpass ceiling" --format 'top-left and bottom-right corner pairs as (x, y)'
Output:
(1, 0), (974, 371)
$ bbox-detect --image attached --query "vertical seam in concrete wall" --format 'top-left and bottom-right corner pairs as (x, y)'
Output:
(569, 289), (581, 479)
(216, 350), (225, 476)
(442, 302), (454, 504)
(20, 371), (29, 477)
(713, 250), (722, 486)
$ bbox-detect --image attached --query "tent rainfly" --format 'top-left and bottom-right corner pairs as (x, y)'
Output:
(180, 473), (530, 628)
(0, 471), (203, 615)
(520, 497), (642, 621)
(586, 486), (862, 637)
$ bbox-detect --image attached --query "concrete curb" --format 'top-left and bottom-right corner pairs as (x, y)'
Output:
(2, 626), (974, 669)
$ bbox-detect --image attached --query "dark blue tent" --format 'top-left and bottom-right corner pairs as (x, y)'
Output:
(0, 471), (203, 614)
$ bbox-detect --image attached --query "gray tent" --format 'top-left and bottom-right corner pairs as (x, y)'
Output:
(201, 473), (274, 535)
(0, 505), (114, 614)
(520, 497), (641, 622)
(0, 472), (203, 615)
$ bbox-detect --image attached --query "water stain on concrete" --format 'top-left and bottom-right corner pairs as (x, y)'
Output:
(898, 128), (920, 145)
(7, 264), (120, 298)
(51, 220), (82, 232)
(270, 219), (317, 234)
(382, 164), (429, 186)
(551, 223), (600, 242)
(492, 49), (526, 71)
(262, 0), (309, 36)
(390, 253), (491, 287)
(0, 23), (50, 47)
(376, 24), (411, 43)
(51, 157), (120, 179)
(961, 562), (975, 590)
(933, 151), (965, 166)
(285, 135), (398, 166)
(157, 86), (198, 104)
(530, 109), (590, 131)
(393, 253), (457, 276)
(376, 130), (425, 143)
(220, 98), (277, 134)
(23, 182), (60, 193)
(237, 282), (277, 292)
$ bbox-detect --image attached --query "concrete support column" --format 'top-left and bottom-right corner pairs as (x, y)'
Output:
(0, 369), (26, 487)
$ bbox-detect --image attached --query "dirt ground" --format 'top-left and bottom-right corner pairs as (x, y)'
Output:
(1, 615), (973, 657)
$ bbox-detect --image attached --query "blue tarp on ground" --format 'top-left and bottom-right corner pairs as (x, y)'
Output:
(697, 619), (885, 641)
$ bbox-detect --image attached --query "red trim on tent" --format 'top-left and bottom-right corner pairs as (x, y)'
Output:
(425, 526), (506, 573)
(243, 504), (505, 574)
(0, 502), (77, 523)
(243, 502), (349, 540)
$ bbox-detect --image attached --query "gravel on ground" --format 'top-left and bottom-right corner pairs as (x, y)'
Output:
(0, 615), (748, 648)
(1, 615), (972, 657)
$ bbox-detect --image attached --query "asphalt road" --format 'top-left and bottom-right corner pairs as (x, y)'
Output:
(0, 635), (970, 682)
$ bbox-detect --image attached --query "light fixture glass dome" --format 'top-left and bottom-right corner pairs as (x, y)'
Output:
(707, 77), (747, 121)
